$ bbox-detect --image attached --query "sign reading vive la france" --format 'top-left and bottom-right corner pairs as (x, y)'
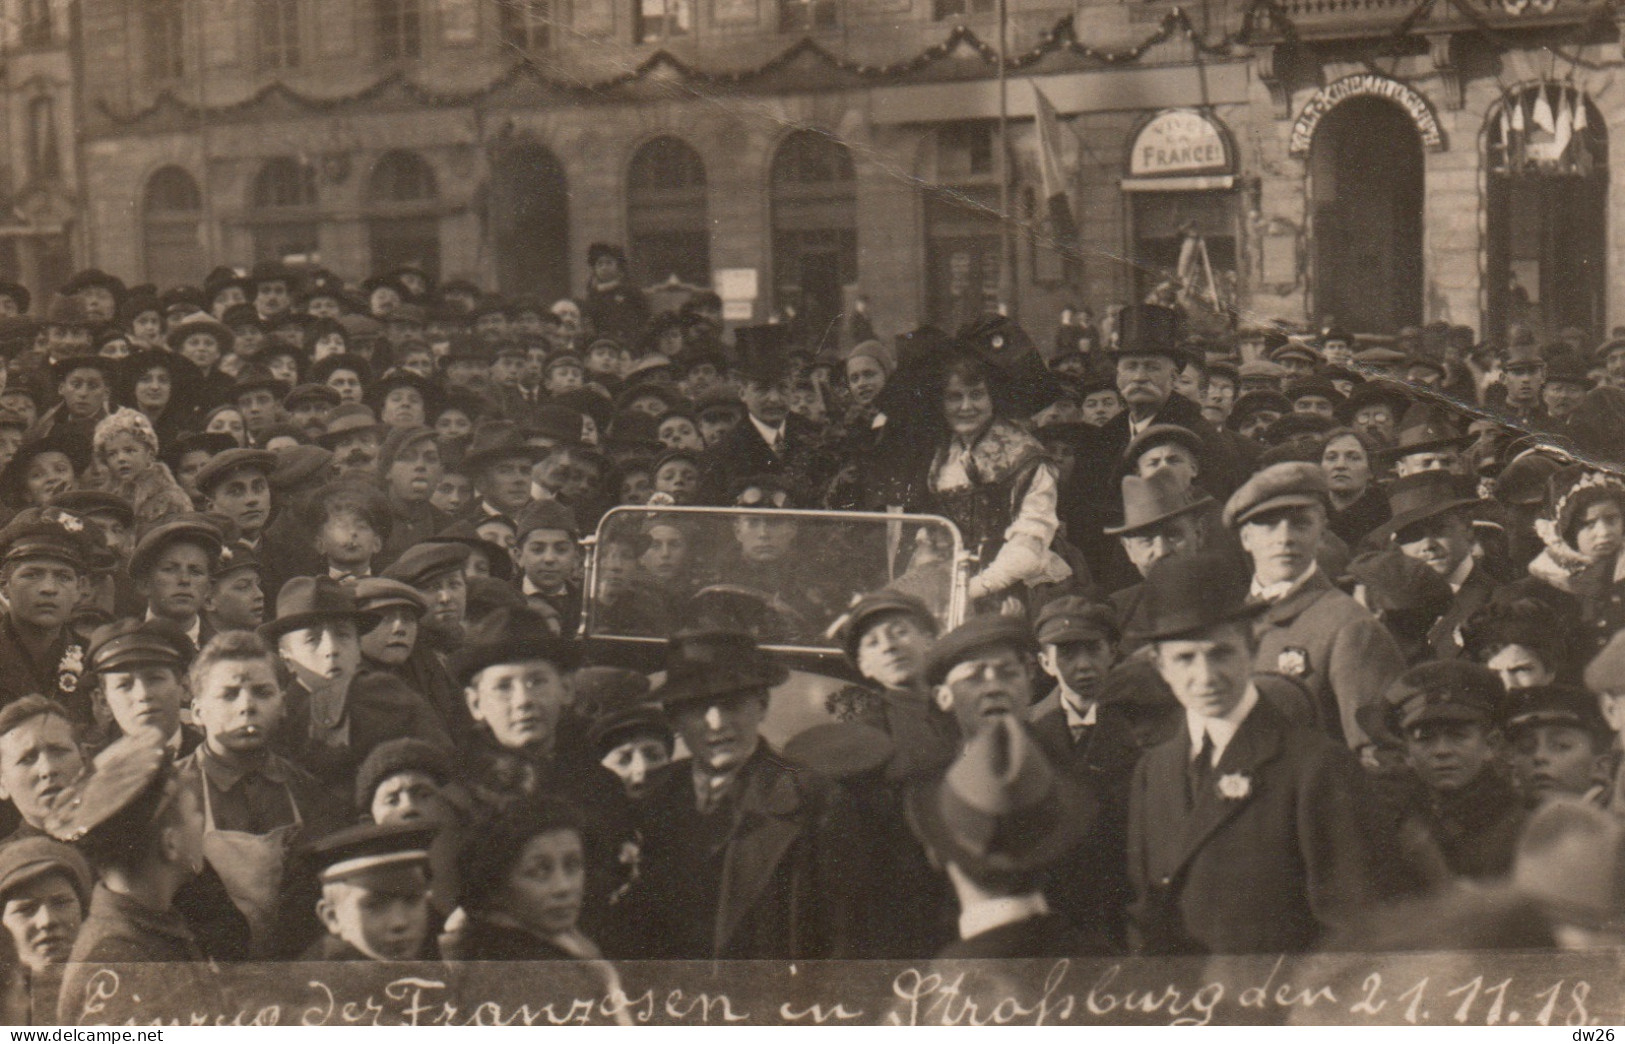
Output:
(1130, 109), (1232, 177)
(1289, 74), (1446, 156)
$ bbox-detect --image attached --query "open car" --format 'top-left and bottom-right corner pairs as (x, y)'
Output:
(582, 505), (970, 745)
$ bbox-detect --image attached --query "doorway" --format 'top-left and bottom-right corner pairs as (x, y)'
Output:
(489, 143), (571, 303)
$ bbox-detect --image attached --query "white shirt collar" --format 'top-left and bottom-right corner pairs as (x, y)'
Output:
(1127, 411), (1157, 439)
(1186, 682), (1260, 767)
(1251, 560), (1318, 603)
(1446, 555), (1475, 594)
(1058, 684), (1098, 731)
(748, 413), (785, 448)
(146, 608), (200, 647)
(958, 893), (1050, 941)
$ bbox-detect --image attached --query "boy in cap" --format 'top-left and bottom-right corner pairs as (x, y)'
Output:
(924, 614), (1041, 746)
(202, 542), (265, 634)
(305, 820), (437, 961)
(1225, 461), (1405, 752)
(86, 618), (200, 757)
(1502, 684), (1614, 807)
(308, 481), (392, 583)
(0, 835), (91, 1022)
(50, 733), (220, 1024)
(832, 590), (954, 783)
(1123, 553), (1393, 955)
(0, 512), (94, 712)
(1370, 661), (1525, 884)
(194, 448), (277, 552)
(129, 516), (223, 649)
(512, 500), (582, 634)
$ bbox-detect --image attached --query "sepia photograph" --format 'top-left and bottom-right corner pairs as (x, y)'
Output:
(0, 0), (1610, 1028)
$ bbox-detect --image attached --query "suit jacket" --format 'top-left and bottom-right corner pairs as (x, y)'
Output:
(1251, 570), (1407, 749)
(275, 670), (454, 800)
(1126, 697), (1392, 955)
(1428, 562), (1497, 659)
(700, 411), (836, 506)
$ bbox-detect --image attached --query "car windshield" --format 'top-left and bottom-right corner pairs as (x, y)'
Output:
(586, 506), (963, 651)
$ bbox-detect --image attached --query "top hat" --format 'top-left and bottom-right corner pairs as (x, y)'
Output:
(1111, 304), (1182, 361)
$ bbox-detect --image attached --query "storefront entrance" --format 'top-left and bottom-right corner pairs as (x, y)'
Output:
(1308, 97), (1423, 333)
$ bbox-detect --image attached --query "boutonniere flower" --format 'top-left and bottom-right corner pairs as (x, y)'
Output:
(1277, 647), (1309, 678)
(57, 514), (83, 533)
(58, 643), (84, 694)
(1217, 773), (1252, 800)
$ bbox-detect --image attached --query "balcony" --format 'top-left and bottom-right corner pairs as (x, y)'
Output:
(1257, 0), (1614, 42)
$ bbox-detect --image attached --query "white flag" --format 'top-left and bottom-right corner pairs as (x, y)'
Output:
(1533, 85), (1555, 132)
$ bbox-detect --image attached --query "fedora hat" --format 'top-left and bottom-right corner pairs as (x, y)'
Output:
(1379, 405), (1473, 464)
(460, 420), (545, 474)
(651, 629), (788, 709)
(450, 606), (582, 686)
(1104, 469), (1213, 536)
(315, 404), (385, 449)
(258, 575), (382, 641)
(1124, 552), (1263, 643)
(1373, 470), (1480, 543)
(906, 716), (1092, 877)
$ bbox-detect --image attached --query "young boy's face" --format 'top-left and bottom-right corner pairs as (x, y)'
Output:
(515, 527), (580, 592)
(545, 364), (583, 395)
(1403, 719), (1499, 793)
(315, 508), (382, 570)
(318, 875), (430, 962)
(587, 345), (621, 376)
(490, 355), (525, 388)
(1510, 724), (1607, 803)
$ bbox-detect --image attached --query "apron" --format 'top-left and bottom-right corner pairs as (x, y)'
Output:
(201, 769), (303, 954)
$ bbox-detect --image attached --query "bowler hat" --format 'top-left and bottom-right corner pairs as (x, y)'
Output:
(906, 716), (1090, 877)
(451, 606), (582, 685)
(924, 615), (1037, 687)
(651, 629), (788, 708)
(1222, 461), (1329, 529)
(1336, 380), (1411, 425)
(1123, 553), (1262, 643)
(259, 575), (382, 641)
(1104, 469), (1212, 536)
(1374, 471), (1480, 543)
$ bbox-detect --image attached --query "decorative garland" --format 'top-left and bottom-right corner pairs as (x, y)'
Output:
(97, 4), (1265, 127)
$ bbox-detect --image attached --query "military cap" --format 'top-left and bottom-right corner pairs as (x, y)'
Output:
(0, 836), (90, 906)
(452, 606), (581, 685)
(129, 515), (224, 580)
(354, 738), (452, 814)
(43, 730), (171, 847)
(212, 540), (259, 579)
(87, 617), (196, 675)
(307, 821), (435, 885)
(1035, 595), (1119, 646)
(284, 383), (343, 411)
(1223, 461), (1329, 528)
(53, 490), (134, 530)
(1124, 552), (1262, 643)
(924, 614), (1037, 687)
(1383, 660), (1504, 733)
(0, 512), (91, 571)
(1501, 684), (1611, 741)
(353, 577), (427, 618)
(384, 541), (470, 589)
(513, 498), (578, 543)
(836, 589), (938, 665)
(1237, 359), (1288, 381)
(260, 575), (382, 642)
(783, 722), (895, 780)
(651, 629), (789, 708)
(194, 448), (278, 495)
(269, 444), (334, 491)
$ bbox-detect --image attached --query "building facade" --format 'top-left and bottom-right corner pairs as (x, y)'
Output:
(62, 0), (1622, 347)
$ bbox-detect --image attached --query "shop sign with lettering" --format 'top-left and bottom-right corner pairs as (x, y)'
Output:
(1129, 110), (1232, 178)
(1289, 75), (1446, 156)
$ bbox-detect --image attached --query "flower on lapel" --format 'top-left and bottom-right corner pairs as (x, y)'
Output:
(1276, 647), (1309, 678)
(1217, 773), (1252, 800)
(57, 644), (84, 694)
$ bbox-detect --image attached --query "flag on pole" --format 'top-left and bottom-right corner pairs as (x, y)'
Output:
(1030, 82), (1078, 248)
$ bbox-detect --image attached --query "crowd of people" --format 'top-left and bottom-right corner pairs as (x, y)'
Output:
(0, 242), (1617, 1023)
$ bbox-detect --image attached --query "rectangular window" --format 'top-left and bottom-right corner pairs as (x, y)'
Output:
(27, 96), (58, 181)
(258, 0), (301, 69)
(500, 0), (553, 50)
(778, 0), (836, 32)
(637, 0), (692, 41)
(375, 0), (422, 61)
(145, 0), (185, 81)
(937, 122), (995, 179)
(19, 0), (51, 46)
(932, 0), (994, 17)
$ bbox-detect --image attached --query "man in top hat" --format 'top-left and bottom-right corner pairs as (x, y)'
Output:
(1063, 304), (1242, 593)
(1375, 470), (1495, 660)
(616, 628), (857, 961)
(0, 835), (91, 1022)
(0, 512), (95, 714)
(86, 618), (200, 758)
(700, 350), (835, 507)
(1123, 553), (1394, 955)
(50, 733), (220, 1024)
(262, 576), (451, 798)
(303, 820), (438, 961)
(1225, 462), (1405, 751)
(907, 717), (1104, 960)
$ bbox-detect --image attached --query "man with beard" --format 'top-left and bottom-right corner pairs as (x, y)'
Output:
(0, 514), (95, 715)
(0, 836), (91, 1023)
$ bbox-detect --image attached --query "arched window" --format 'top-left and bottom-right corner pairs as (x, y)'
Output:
(1486, 83), (1608, 344)
(367, 151), (439, 278)
(250, 158), (319, 263)
(143, 166), (205, 288)
(770, 130), (856, 351)
(627, 137), (709, 286)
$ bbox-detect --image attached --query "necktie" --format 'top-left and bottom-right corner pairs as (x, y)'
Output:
(1186, 731), (1215, 810)
(771, 430), (785, 456)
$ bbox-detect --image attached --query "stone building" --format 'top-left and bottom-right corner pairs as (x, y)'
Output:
(61, 0), (1625, 346)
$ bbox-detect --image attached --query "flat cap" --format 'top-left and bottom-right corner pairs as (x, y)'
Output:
(212, 540), (260, 578)
(1502, 684), (1611, 740)
(1035, 595), (1119, 646)
(1223, 461), (1329, 528)
(782, 722), (895, 780)
(835, 589), (938, 665)
(353, 577), (427, 617)
(924, 614), (1037, 687)
(129, 515), (223, 579)
(513, 498), (578, 542)
(307, 820), (435, 885)
(1383, 660), (1504, 733)
(194, 448), (278, 494)
(383, 541), (471, 589)
(43, 730), (170, 846)
(87, 618), (196, 674)
(0, 836), (91, 905)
